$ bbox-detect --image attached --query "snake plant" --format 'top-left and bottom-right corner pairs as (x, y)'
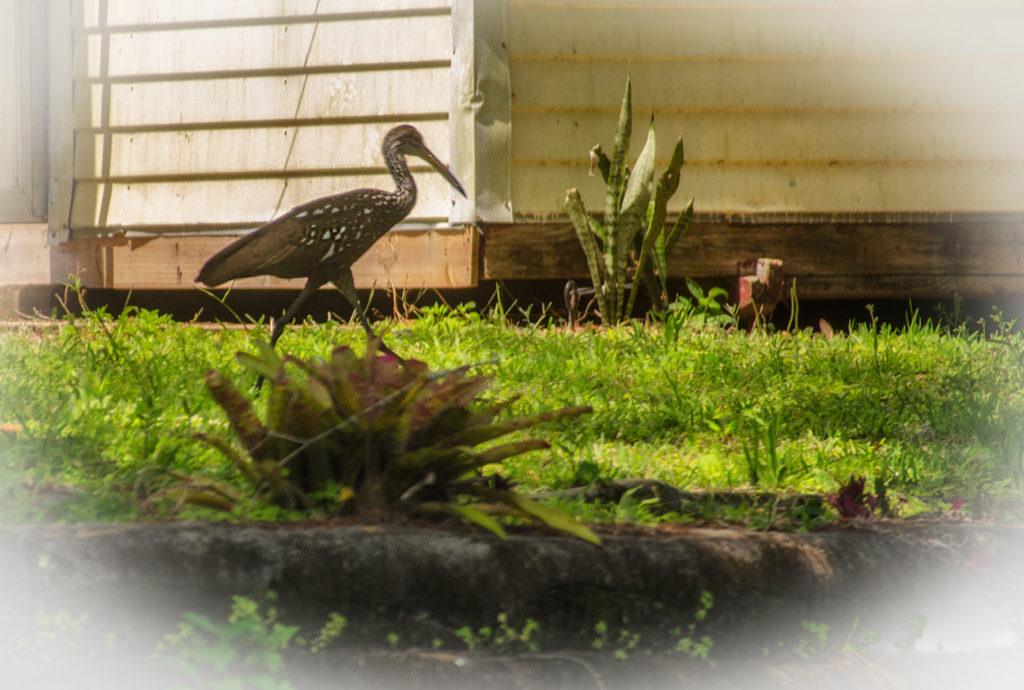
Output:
(163, 339), (598, 544)
(565, 77), (694, 323)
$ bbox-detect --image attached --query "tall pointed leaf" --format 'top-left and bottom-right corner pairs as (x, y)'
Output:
(613, 115), (656, 322)
(193, 432), (261, 485)
(236, 340), (283, 380)
(603, 77), (633, 236)
(656, 197), (694, 288)
(470, 487), (601, 546)
(628, 208), (665, 319)
(283, 355), (334, 412)
(327, 347), (363, 416)
(204, 370), (266, 459)
(631, 135), (685, 314)
(472, 439), (550, 466)
(507, 494), (601, 546)
(565, 188), (609, 319)
(443, 404), (593, 448)
(601, 77), (634, 320)
(418, 502), (508, 539)
(651, 136), (684, 239)
(664, 196), (694, 252)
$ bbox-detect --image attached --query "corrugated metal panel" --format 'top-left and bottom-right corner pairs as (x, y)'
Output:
(507, 0), (1024, 217)
(69, 0), (456, 236)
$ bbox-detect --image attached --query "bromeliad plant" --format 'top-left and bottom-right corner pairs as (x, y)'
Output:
(164, 339), (599, 544)
(565, 77), (694, 324)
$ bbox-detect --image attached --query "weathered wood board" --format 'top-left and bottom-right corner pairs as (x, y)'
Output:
(480, 216), (1024, 299)
(1, 224), (477, 291)
(6, 213), (1024, 301)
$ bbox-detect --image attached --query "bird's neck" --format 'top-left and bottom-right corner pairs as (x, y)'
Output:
(383, 147), (417, 214)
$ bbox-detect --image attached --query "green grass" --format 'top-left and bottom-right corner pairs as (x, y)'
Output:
(2, 294), (1023, 525)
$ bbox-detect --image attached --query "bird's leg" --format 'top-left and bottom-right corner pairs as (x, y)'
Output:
(269, 278), (326, 347)
(332, 269), (403, 360)
(254, 278), (326, 391)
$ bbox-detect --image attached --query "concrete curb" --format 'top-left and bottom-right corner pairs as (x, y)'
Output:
(2, 520), (1022, 688)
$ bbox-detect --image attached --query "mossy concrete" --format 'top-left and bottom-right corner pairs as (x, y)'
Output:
(2, 520), (1023, 688)
(2, 521), (1021, 640)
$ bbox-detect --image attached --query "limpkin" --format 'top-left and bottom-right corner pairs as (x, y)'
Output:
(196, 124), (466, 356)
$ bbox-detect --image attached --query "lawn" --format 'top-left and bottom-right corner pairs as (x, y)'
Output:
(2, 291), (1023, 527)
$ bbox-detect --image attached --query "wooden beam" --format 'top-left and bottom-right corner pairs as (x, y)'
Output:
(793, 274), (1024, 301)
(7, 216), (1024, 302)
(481, 217), (1024, 299)
(0, 224), (478, 290)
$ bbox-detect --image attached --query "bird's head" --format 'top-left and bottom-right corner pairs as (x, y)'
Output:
(383, 125), (467, 198)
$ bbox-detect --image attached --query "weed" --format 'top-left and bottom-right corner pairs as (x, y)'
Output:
(672, 633), (714, 660)
(155, 593), (353, 688)
(614, 485), (663, 522)
(786, 495), (832, 531)
(828, 476), (879, 518)
(494, 613), (540, 653)
(158, 593), (299, 690)
(455, 613), (539, 653)
(590, 621), (642, 660)
(591, 620), (609, 650)
(740, 409), (794, 488)
(613, 630), (641, 660)
(841, 617), (882, 655)
(306, 613), (347, 653)
(792, 620), (830, 659)
(681, 280), (737, 330)
(669, 590), (716, 659)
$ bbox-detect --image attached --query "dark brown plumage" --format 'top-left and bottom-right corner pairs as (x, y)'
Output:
(197, 124), (466, 354)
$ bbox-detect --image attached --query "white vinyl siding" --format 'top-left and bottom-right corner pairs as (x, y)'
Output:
(507, 0), (1024, 218)
(68, 0), (455, 236)
(0, 0), (47, 222)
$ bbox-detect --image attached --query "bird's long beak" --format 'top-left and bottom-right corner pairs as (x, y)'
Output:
(416, 145), (467, 198)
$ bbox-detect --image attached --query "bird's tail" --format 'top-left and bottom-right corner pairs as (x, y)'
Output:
(195, 233), (258, 286)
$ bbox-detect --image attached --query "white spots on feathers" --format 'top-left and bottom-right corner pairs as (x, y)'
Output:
(296, 205), (339, 221)
(322, 230), (332, 240)
(320, 244), (336, 262)
(363, 208), (372, 215)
